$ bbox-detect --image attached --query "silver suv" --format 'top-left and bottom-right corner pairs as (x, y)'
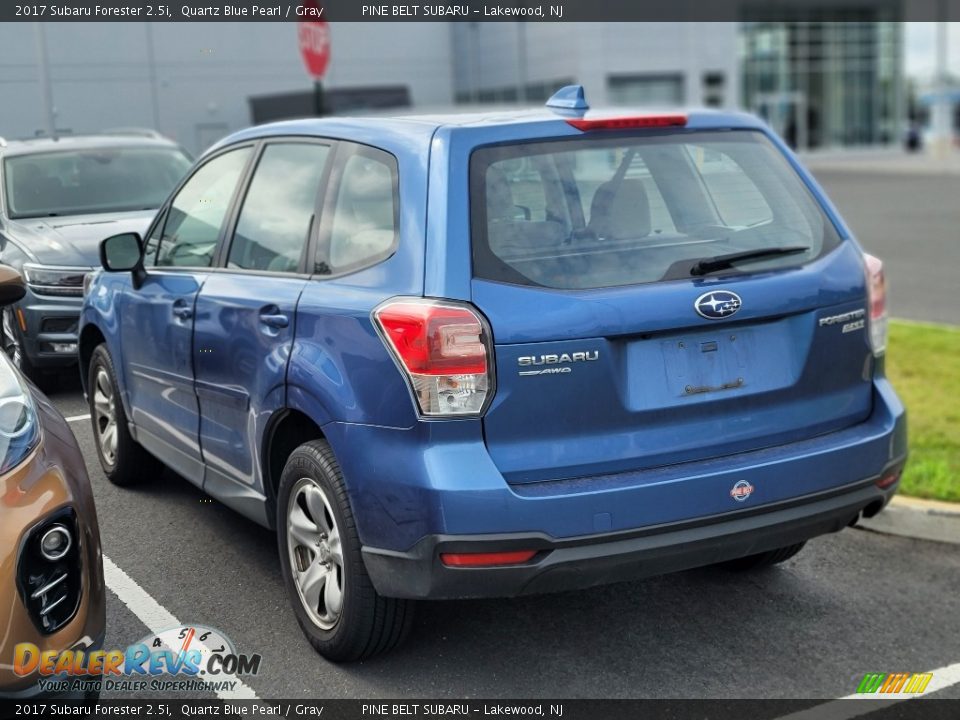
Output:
(0, 133), (190, 384)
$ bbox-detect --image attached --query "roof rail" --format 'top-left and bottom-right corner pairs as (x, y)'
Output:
(546, 85), (589, 111)
(101, 127), (166, 139)
(0, 136), (6, 148)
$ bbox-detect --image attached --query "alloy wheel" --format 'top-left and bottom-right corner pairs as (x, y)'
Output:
(287, 477), (344, 630)
(93, 367), (118, 465)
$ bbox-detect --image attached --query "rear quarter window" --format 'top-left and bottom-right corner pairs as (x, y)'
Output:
(320, 145), (399, 275)
(470, 130), (840, 290)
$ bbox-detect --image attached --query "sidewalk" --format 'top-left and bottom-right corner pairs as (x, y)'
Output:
(800, 147), (960, 176)
(857, 495), (960, 545)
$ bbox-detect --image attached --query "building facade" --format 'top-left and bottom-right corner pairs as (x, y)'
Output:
(741, 21), (904, 148)
(0, 22), (454, 154)
(451, 23), (739, 110)
(0, 20), (903, 155)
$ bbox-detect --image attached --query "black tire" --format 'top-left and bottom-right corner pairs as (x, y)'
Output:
(277, 439), (414, 662)
(15, 350), (48, 388)
(720, 541), (807, 571)
(88, 343), (159, 486)
(2, 307), (51, 388)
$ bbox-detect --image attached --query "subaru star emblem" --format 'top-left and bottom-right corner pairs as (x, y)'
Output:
(695, 290), (742, 320)
(730, 480), (755, 502)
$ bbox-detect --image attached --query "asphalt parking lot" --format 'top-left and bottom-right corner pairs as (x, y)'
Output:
(45, 384), (960, 700)
(41, 165), (960, 702)
(811, 164), (960, 326)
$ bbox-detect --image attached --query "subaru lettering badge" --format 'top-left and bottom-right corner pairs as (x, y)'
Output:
(695, 290), (742, 320)
(730, 480), (754, 502)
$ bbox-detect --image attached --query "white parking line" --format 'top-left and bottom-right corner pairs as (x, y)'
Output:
(65, 414), (91, 423)
(774, 660), (960, 720)
(102, 555), (259, 700)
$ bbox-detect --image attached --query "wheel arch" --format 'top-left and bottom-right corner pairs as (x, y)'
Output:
(262, 407), (327, 529)
(78, 323), (107, 396)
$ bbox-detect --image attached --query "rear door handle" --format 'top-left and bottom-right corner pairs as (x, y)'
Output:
(259, 312), (290, 329)
(172, 300), (193, 321)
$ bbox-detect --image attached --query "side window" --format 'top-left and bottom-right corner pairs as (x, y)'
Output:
(227, 143), (330, 273)
(156, 147), (252, 268)
(324, 148), (398, 273)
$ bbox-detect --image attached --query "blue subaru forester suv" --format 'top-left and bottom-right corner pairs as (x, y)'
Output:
(79, 87), (906, 661)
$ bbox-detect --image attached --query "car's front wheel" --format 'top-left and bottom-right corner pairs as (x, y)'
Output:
(88, 343), (159, 485)
(277, 440), (414, 662)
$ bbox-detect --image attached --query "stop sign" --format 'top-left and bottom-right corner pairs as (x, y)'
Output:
(298, 0), (330, 79)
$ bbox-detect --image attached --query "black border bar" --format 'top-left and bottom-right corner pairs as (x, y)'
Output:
(4, 0), (960, 22)
(2, 699), (960, 719)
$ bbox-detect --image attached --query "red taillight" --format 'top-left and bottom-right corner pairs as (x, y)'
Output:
(375, 302), (486, 375)
(374, 299), (492, 416)
(567, 115), (688, 131)
(440, 550), (537, 567)
(864, 253), (887, 355)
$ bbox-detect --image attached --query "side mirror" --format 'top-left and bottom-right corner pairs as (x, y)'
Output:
(100, 233), (144, 272)
(0, 266), (26, 307)
(100, 233), (148, 290)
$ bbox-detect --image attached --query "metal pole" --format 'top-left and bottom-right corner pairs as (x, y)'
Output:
(470, 23), (480, 103)
(145, 23), (162, 131)
(34, 22), (56, 138)
(516, 22), (528, 103)
(314, 80), (325, 116)
(932, 7), (951, 158)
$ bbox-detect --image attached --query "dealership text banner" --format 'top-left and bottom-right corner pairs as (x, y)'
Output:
(5, 0), (960, 22)
(3, 700), (960, 719)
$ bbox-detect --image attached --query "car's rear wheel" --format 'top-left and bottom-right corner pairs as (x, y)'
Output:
(88, 343), (159, 485)
(720, 541), (807, 571)
(277, 439), (414, 662)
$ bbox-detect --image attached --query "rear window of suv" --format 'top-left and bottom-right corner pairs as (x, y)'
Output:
(470, 130), (840, 290)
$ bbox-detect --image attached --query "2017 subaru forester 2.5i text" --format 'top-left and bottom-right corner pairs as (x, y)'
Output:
(78, 86), (906, 662)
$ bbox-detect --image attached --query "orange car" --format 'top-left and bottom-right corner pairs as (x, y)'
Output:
(0, 266), (105, 699)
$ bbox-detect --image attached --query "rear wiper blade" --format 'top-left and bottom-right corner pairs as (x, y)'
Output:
(690, 245), (809, 276)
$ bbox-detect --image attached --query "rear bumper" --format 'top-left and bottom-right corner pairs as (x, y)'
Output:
(325, 377), (906, 598)
(362, 474), (899, 599)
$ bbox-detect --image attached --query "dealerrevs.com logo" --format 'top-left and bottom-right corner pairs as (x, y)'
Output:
(856, 672), (933, 695)
(14, 624), (261, 694)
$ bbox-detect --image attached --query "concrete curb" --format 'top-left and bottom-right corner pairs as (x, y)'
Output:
(799, 150), (960, 176)
(806, 160), (960, 176)
(856, 495), (960, 545)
